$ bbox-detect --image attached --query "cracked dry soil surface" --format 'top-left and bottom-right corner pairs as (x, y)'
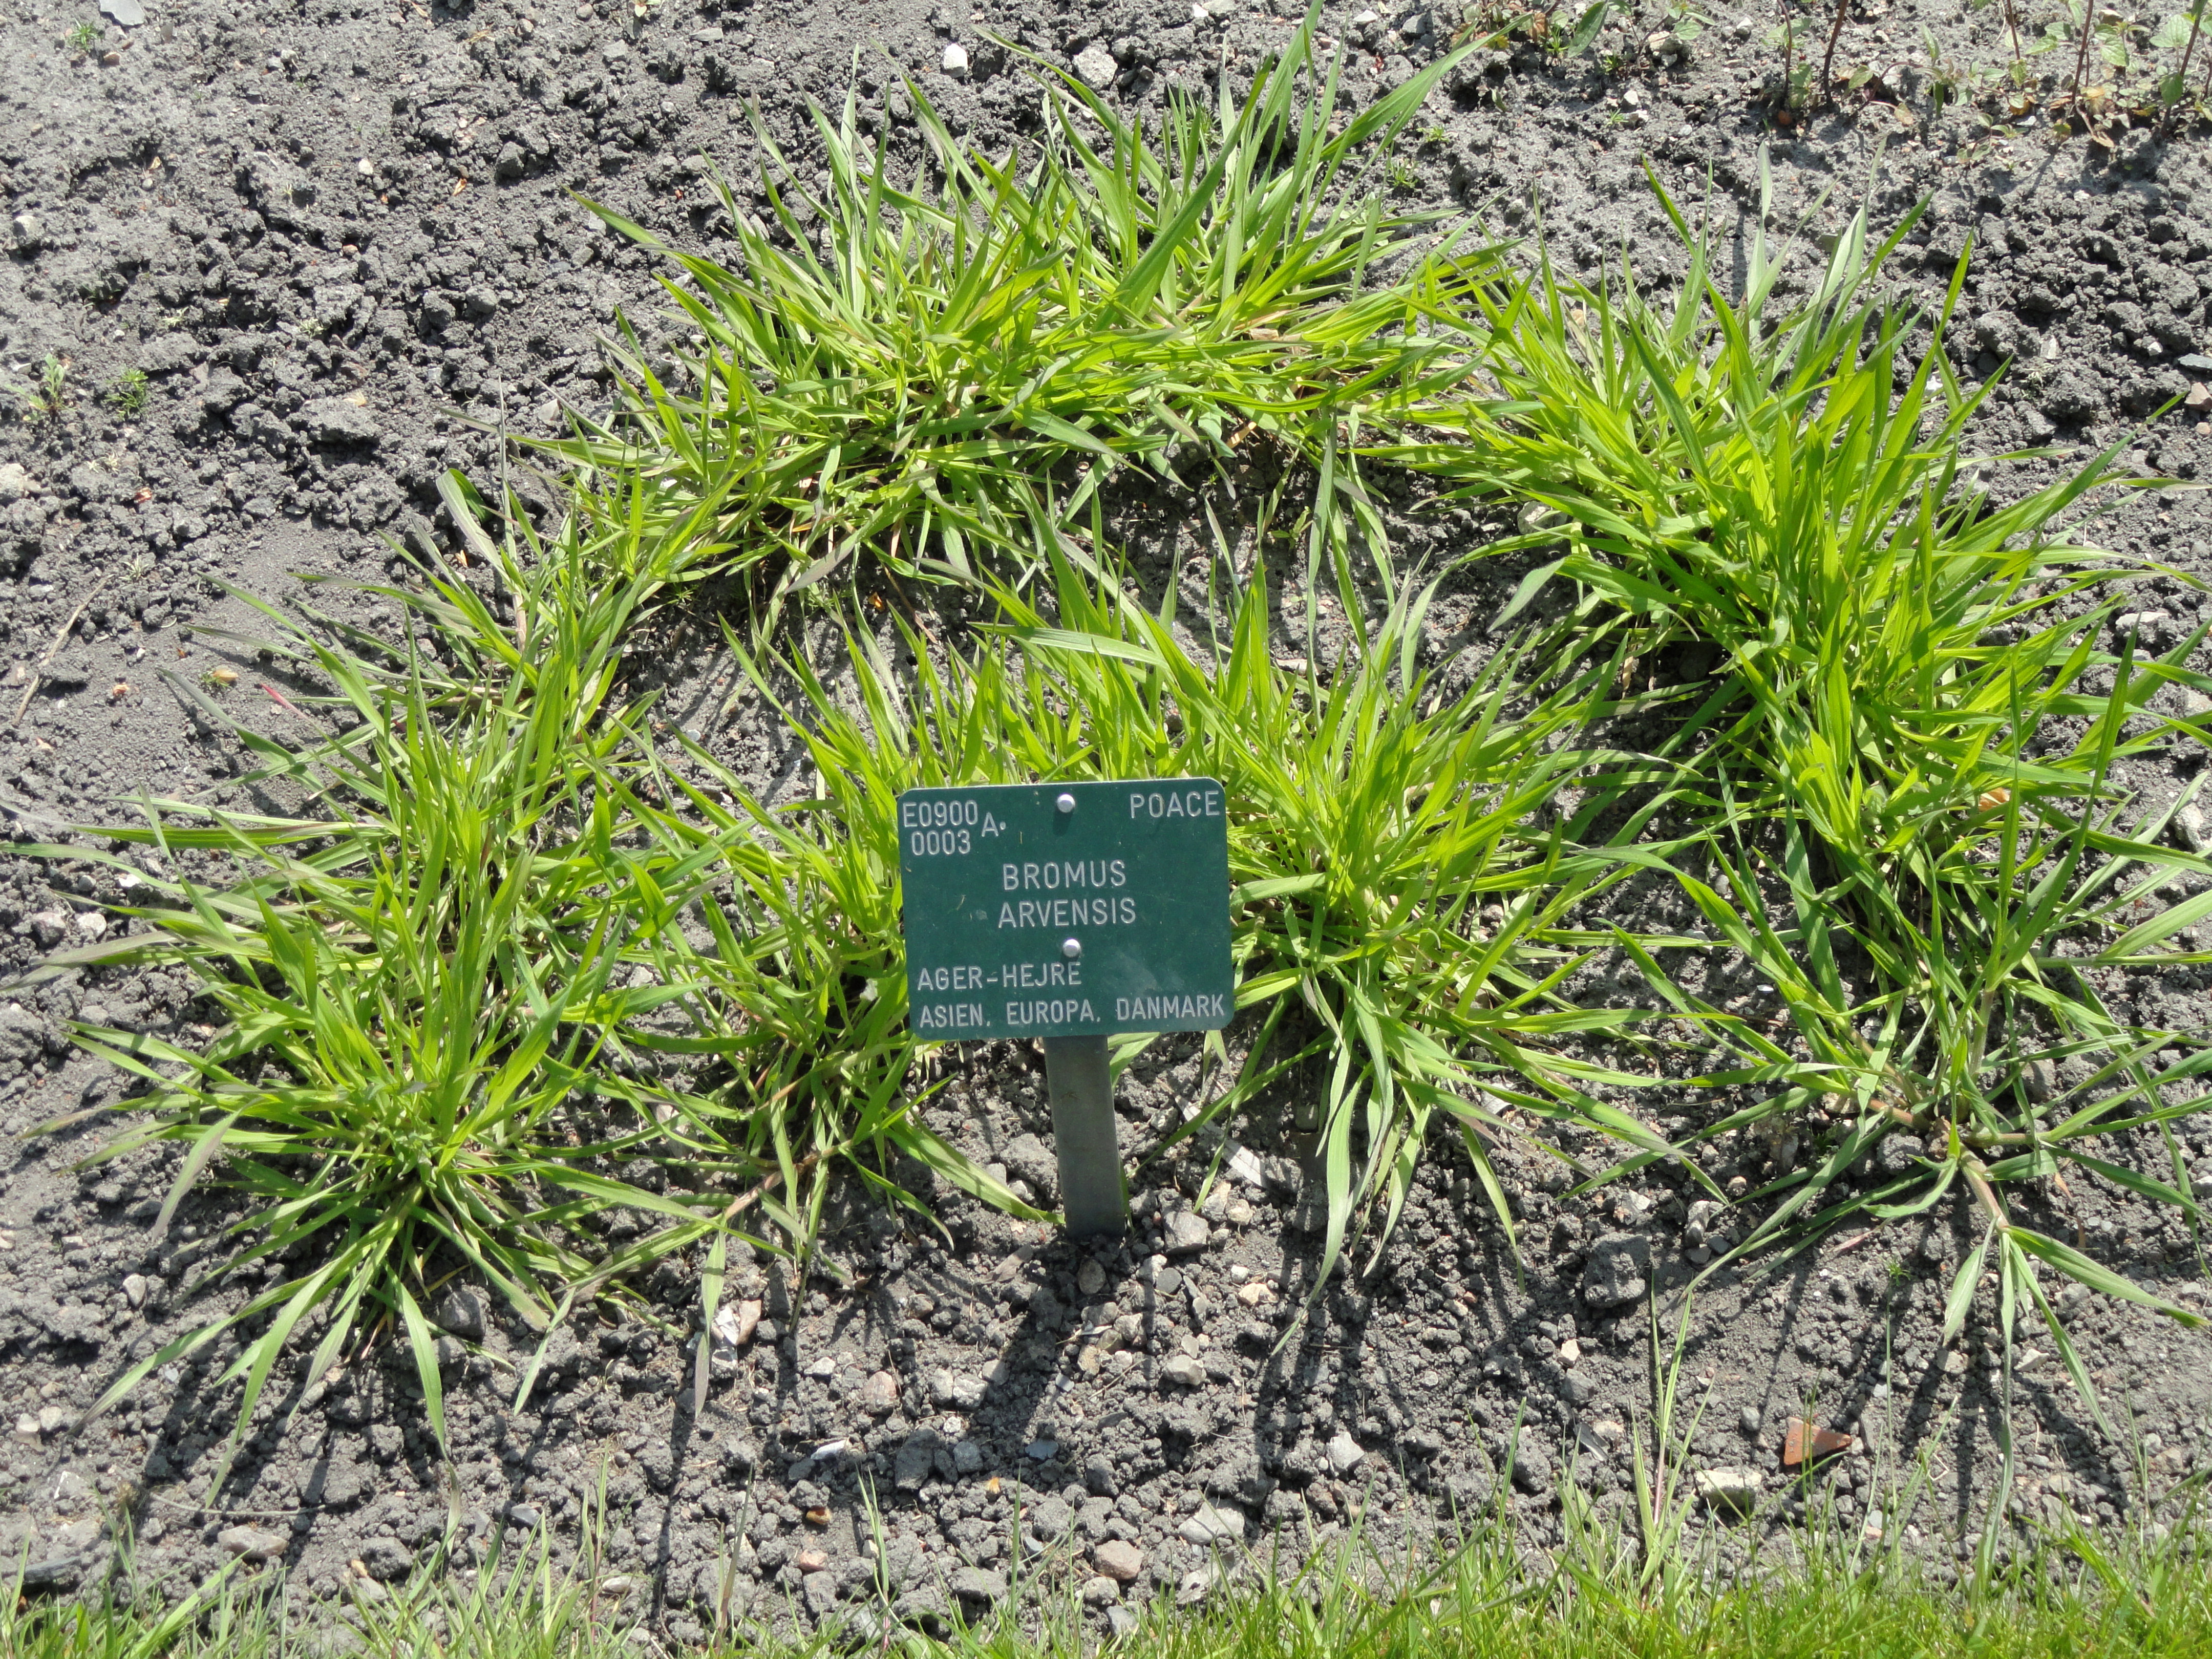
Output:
(10, 0), (2212, 1643)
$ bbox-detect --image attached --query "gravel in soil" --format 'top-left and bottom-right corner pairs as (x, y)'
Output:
(8, 0), (2212, 1642)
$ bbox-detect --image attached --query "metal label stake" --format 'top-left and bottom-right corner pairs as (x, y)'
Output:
(896, 778), (1232, 1241)
(1043, 1034), (1124, 1237)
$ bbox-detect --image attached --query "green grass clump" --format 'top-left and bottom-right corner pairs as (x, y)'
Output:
(677, 544), (1679, 1288)
(1391, 158), (2212, 1378)
(541, 3), (1495, 620)
(1008, 558), (1675, 1284)
(618, 655), (1051, 1257)
(21, 477), (785, 1488)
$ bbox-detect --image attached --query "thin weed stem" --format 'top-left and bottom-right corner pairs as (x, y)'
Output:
(2070, 0), (2098, 115)
(1820, 0), (1849, 106)
(1779, 0), (1797, 112)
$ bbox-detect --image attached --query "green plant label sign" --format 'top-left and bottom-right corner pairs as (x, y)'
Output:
(898, 779), (1233, 1041)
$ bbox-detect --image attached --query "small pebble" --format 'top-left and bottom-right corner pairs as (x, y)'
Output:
(1095, 1539), (1144, 1583)
(1164, 1211), (1211, 1255)
(217, 1525), (286, 1562)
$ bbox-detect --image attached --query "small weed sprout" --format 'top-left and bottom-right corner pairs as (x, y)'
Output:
(109, 368), (150, 417)
(1920, 25), (1968, 111)
(65, 19), (100, 51)
(6, 353), (73, 422)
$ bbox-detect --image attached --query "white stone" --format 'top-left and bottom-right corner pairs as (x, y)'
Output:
(929, 1369), (990, 1410)
(1695, 1467), (1764, 1512)
(1176, 1502), (1242, 1546)
(1072, 42), (1117, 89)
(942, 41), (969, 74)
(1326, 1430), (1365, 1474)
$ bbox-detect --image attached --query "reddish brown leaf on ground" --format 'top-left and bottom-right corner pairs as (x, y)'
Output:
(1782, 1417), (1855, 1467)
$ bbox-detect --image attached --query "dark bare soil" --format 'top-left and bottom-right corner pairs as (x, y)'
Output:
(7, 0), (2212, 1643)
